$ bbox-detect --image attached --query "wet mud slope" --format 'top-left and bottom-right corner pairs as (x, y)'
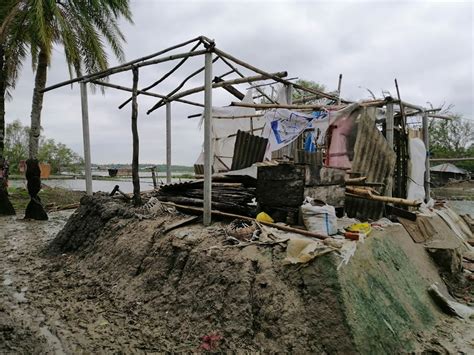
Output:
(1, 194), (472, 353)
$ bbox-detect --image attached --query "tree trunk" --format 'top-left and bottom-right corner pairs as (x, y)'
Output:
(0, 45), (5, 158)
(25, 48), (48, 220)
(131, 67), (142, 206)
(0, 45), (16, 216)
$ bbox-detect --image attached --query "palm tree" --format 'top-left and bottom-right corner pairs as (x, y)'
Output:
(1, 0), (132, 219)
(0, 0), (28, 215)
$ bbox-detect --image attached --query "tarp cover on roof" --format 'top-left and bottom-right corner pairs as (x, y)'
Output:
(430, 163), (468, 174)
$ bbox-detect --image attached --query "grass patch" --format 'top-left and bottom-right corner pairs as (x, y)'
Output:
(7, 186), (85, 213)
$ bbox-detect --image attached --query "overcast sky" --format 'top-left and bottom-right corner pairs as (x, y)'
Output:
(6, 0), (473, 165)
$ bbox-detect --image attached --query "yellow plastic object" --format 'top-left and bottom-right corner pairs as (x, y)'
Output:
(256, 212), (274, 223)
(346, 222), (372, 236)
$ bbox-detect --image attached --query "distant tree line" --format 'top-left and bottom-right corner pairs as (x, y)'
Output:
(4, 120), (83, 174)
(429, 115), (474, 172)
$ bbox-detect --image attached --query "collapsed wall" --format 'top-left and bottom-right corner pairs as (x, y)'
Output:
(48, 195), (447, 352)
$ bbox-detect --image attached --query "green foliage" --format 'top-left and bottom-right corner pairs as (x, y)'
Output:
(4, 119), (83, 173)
(429, 114), (474, 172)
(292, 79), (326, 103)
(0, 0), (133, 79)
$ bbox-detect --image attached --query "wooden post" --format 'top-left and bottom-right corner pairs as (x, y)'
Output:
(337, 74), (342, 105)
(203, 50), (213, 226)
(151, 166), (157, 189)
(422, 111), (430, 202)
(80, 82), (92, 195)
(386, 102), (394, 149)
(131, 67), (142, 205)
(166, 101), (172, 184)
(286, 84), (298, 160)
(385, 102), (394, 197)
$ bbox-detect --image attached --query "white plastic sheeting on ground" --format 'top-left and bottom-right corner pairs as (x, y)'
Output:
(407, 138), (426, 201)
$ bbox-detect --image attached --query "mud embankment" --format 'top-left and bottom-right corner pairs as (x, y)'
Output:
(1, 194), (472, 353)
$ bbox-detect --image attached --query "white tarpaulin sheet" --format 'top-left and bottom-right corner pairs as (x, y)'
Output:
(261, 109), (329, 157)
(407, 137), (426, 201)
(195, 90), (266, 172)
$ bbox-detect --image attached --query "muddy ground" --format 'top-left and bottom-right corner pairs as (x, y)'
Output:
(1, 195), (473, 353)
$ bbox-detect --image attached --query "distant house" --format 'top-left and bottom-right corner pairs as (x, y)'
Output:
(19, 160), (51, 179)
(430, 163), (470, 186)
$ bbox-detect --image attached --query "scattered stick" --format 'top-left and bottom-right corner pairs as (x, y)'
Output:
(163, 215), (201, 234)
(159, 201), (329, 240)
(346, 187), (421, 207)
(46, 203), (80, 212)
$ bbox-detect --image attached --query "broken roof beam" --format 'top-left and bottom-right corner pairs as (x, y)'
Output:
(214, 47), (349, 104)
(117, 40), (203, 109)
(405, 108), (442, 117)
(131, 56), (220, 111)
(213, 53), (276, 104)
(230, 102), (341, 110)
(91, 80), (205, 107)
(146, 71), (288, 114)
(213, 76), (245, 100)
(42, 48), (208, 93)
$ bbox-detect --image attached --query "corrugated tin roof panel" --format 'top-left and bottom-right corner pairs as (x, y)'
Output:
(346, 109), (397, 220)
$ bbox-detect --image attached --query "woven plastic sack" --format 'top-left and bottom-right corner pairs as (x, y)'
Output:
(301, 203), (338, 236)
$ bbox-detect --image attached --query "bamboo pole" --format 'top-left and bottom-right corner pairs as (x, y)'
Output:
(131, 67), (142, 206)
(427, 114), (454, 120)
(203, 51), (213, 226)
(80, 82), (93, 195)
(386, 102), (394, 149)
(42, 49), (207, 93)
(422, 110), (430, 202)
(145, 56), (220, 112)
(42, 37), (204, 93)
(214, 47), (347, 103)
(230, 101), (344, 110)
(395, 79), (407, 130)
(216, 53), (277, 103)
(430, 157), (474, 162)
(147, 71), (288, 114)
(213, 114), (264, 119)
(346, 187), (420, 207)
(337, 73), (343, 105)
(91, 80), (205, 108)
(166, 102), (172, 184)
(247, 77), (299, 89)
(117, 40), (203, 109)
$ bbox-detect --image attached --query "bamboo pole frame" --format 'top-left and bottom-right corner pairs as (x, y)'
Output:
(91, 80), (205, 107)
(117, 40), (203, 109)
(42, 36), (442, 227)
(217, 54), (277, 104)
(214, 47), (348, 103)
(141, 56), (220, 112)
(147, 71), (288, 114)
(42, 49), (208, 93)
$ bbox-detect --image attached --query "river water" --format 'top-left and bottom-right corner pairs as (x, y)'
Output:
(10, 172), (193, 194)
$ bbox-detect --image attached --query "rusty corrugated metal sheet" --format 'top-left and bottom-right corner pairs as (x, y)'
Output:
(345, 109), (396, 220)
(231, 130), (268, 171)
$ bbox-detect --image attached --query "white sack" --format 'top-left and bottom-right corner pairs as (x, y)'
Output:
(301, 203), (338, 236)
